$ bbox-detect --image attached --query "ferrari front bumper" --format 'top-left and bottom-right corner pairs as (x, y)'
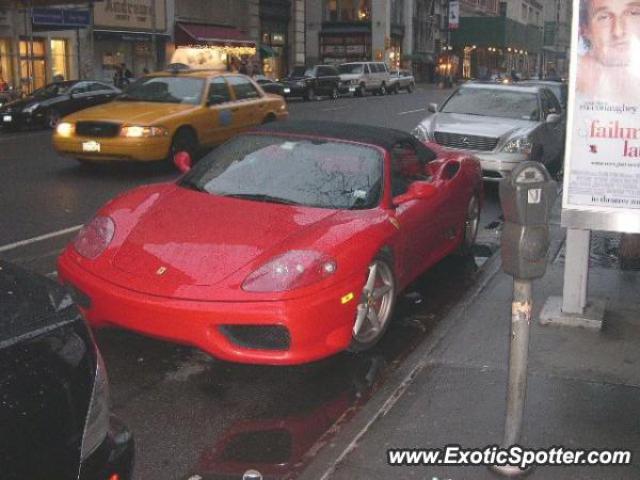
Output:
(58, 253), (363, 365)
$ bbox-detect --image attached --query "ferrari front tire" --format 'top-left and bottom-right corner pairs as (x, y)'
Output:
(455, 194), (480, 256)
(349, 253), (397, 352)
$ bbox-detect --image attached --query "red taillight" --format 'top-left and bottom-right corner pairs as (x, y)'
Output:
(73, 216), (115, 260)
(242, 250), (337, 292)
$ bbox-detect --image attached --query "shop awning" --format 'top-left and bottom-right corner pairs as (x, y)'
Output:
(175, 22), (255, 47)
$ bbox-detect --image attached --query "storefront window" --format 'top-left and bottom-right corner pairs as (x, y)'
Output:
(19, 39), (46, 93)
(50, 39), (69, 81)
(0, 39), (13, 91)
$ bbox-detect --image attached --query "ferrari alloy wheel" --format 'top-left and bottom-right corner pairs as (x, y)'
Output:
(457, 195), (480, 255)
(349, 255), (397, 351)
(47, 110), (60, 129)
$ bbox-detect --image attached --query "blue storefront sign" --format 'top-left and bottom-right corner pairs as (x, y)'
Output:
(32, 8), (90, 28)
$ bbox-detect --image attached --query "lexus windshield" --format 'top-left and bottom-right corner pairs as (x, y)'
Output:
(441, 88), (540, 121)
(119, 77), (204, 104)
(180, 134), (383, 210)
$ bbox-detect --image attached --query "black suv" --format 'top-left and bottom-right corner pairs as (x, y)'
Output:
(0, 261), (134, 480)
(282, 65), (343, 101)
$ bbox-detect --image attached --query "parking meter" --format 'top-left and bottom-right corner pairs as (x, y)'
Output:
(491, 162), (557, 477)
(499, 162), (557, 279)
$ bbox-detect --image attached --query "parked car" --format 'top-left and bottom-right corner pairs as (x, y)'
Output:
(0, 260), (134, 480)
(0, 80), (120, 130)
(58, 120), (482, 365)
(413, 83), (565, 181)
(519, 79), (568, 112)
(388, 69), (415, 93)
(253, 75), (287, 96)
(52, 68), (288, 165)
(281, 65), (344, 101)
(338, 62), (391, 96)
(0, 87), (20, 109)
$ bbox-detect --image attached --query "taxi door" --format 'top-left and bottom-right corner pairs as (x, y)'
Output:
(226, 75), (266, 135)
(200, 76), (236, 146)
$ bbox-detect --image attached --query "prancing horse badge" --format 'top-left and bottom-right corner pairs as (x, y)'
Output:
(156, 266), (168, 276)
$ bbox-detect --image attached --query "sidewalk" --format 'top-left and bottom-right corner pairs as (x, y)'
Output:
(301, 204), (640, 479)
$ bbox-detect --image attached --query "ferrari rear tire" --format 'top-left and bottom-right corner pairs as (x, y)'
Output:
(348, 253), (397, 352)
(455, 194), (481, 256)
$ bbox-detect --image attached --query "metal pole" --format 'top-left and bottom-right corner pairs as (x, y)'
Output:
(76, 27), (82, 79)
(491, 278), (533, 477)
(28, 0), (34, 92)
(562, 228), (590, 314)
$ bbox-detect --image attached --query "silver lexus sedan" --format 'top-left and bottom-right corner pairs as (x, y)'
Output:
(413, 83), (565, 181)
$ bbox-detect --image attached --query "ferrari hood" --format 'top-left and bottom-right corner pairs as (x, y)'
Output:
(66, 101), (196, 125)
(111, 187), (338, 294)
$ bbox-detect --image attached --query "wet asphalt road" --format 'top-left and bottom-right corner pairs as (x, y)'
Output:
(0, 86), (504, 480)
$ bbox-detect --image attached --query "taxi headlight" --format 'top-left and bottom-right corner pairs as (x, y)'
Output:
(120, 125), (168, 138)
(56, 122), (75, 137)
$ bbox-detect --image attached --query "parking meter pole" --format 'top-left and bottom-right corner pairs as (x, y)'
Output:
(490, 162), (557, 477)
(504, 278), (532, 447)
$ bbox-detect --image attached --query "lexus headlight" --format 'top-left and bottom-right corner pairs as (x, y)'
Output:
(502, 136), (533, 154)
(412, 124), (431, 143)
(23, 102), (39, 114)
(120, 125), (168, 138)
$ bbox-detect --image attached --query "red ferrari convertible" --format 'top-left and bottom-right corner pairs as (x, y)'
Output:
(58, 121), (482, 365)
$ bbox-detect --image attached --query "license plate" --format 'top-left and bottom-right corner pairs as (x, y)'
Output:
(82, 141), (101, 152)
(349, 86), (356, 92)
(283, 87), (291, 94)
(2, 115), (11, 122)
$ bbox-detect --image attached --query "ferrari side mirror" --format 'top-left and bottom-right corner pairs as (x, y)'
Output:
(173, 151), (192, 173)
(393, 181), (437, 206)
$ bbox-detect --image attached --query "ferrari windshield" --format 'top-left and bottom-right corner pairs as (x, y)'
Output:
(180, 134), (383, 210)
(119, 76), (204, 104)
(441, 87), (540, 121)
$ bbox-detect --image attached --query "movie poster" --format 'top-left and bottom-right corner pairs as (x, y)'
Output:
(563, 0), (640, 218)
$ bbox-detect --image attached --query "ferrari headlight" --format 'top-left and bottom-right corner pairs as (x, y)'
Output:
(73, 216), (115, 259)
(56, 122), (75, 137)
(502, 136), (533, 154)
(120, 125), (168, 138)
(412, 124), (431, 143)
(23, 102), (40, 114)
(242, 250), (337, 292)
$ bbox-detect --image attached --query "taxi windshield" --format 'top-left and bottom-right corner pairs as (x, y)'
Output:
(119, 76), (204, 104)
(180, 134), (383, 210)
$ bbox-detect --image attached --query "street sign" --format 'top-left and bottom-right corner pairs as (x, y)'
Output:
(32, 8), (90, 28)
(562, 0), (640, 233)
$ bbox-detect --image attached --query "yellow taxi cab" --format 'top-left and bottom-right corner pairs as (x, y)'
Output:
(52, 67), (288, 163)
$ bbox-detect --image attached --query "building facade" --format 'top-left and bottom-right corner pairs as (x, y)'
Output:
(449, 0), (544, 79)
(306, 0), (416, 71)
(541, 0), (570, 78)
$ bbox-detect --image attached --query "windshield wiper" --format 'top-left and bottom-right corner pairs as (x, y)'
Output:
(222, 193), (300, 205)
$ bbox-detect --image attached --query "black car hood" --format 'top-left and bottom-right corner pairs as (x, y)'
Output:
(0, 261), (96, 480)
(0, 261), (76, 347)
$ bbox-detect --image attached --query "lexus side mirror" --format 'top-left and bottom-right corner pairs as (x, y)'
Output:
(393, 181), (437, 206)
(428, 103), (438, 113)
(546, 113), (561, 124)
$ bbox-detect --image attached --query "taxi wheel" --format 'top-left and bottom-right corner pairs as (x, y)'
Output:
(348, 253), (397, 352)
(169, 128), (198, 163)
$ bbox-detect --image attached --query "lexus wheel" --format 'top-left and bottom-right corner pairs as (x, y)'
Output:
(407, 83), (414, 93)
(379, 83), (387, 95)
(349, 254), (397, 352)
(331, 86), (339, 100)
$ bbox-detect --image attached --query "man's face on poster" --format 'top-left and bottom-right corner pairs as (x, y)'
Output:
(583, 0), (640, 66)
